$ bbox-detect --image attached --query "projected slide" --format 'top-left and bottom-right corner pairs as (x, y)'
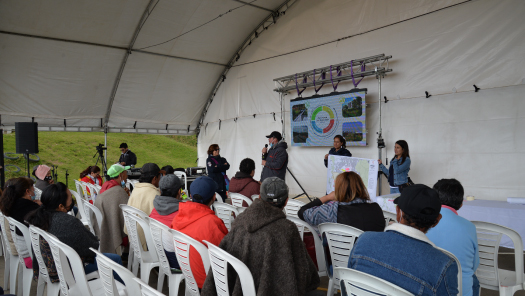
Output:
(290, 90), (366, 146)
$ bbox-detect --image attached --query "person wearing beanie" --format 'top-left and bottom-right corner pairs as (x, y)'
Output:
(171, 176), (228, 289)
(347, 184), (458, 296)
(149, 174), (184, 269)
(94, 164), (130, 253)
(201, 177), (320, 296)
(34, 165), (54, 191)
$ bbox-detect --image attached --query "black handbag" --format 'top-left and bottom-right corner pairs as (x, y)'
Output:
(398, 177), (414, 193)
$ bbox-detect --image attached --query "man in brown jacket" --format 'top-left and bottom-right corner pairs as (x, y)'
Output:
(201, 177), (320, 296)
(228, 158), (260, 206)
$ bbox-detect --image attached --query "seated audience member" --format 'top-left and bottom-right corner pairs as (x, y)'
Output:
(348, 184), (458, 296)
(161, 165), (175, 175)
(201, 177), (320, 296)
(228, 158), (260, 206)
(0, 177), (41, 267)
(94, 165), (130, 253)
(100, 164), (130, 194)
(149, 174), (183, 269)
(427, 179), (480, 296)
(298, 171), (384, 232)
(79, 165), (104, 201)
(25, 183), (123, 283)
(34, 165), (54, 191)
(171, 176), (228, 289)
(125, 163), (163, 249)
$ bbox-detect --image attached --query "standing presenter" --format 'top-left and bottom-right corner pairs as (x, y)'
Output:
(324, 135), (352, 167)
(378, 140), (411, 194)
(261, 131), (288, 182)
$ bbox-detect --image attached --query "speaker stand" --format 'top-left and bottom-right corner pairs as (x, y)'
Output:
(25, 150), (30, 178)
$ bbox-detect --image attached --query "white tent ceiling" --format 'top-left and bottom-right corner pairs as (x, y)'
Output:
(0, 0), (288, 134)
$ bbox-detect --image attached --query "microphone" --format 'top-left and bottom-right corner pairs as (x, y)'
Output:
(262, 144), (269, 160)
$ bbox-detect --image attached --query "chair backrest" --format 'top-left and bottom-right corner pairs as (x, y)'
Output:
(71, 190), (90, 226)
(90, 247), (142, 296)
(74, 180), (85, 200)
(174, 171), (188, 195)
(203, 240), (256, 296)
(213, 203), (239, 231)
(251, 194), (259, 200)
(286, 215), (327, 276)
(46, 232), (94, 296)
(134, 278), (166, 296)
(84, 200), (104, 236)
(436, 247), (462, 296)
(120, 205), (158, 263)
(283, 199), (305, 218)
(145, 217), (174, 276)
(0, 212), (15, 256)
(80, 181), (92, 202)
(121, 204), (149, 221)
(237, 207), (247, 214)
(214, 192), (224, 203)
(382, 210), (397, 228)
(472, 221), (524, 290)
(229, 193), (252, 208)
(80, 198), (96, 235)
(86, 183), (101, 202)
(34, 186), (43, 200)
(334, 267), (412, 296)
(170, 229), (211, 296)
(6, 217), (33, 268)
(319, 223), (363, 290)
(29, 226), (53, 285)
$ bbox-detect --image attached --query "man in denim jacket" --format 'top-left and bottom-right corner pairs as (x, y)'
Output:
(348, 184), (459, 296)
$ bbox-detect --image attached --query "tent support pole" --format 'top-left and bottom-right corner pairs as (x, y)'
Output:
(377, 73), (383, 196)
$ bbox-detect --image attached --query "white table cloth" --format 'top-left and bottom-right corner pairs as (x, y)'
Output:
(372, 195), (525, 250)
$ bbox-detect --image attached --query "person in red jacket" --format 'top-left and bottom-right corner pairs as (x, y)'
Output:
(80, 165), (104, 186)
(228, 158), (260, 206)
(171, 176), (228, 289)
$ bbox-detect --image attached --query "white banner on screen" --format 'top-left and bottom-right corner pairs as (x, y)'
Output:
(290, 90), (366, 146)
(327, 155), (379, 199)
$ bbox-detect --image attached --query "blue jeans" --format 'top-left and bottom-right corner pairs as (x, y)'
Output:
(84, 253), (124, 284)
(390, 187), (400, 194)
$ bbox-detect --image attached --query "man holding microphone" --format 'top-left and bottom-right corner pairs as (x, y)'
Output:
(261, 131), (288, 182)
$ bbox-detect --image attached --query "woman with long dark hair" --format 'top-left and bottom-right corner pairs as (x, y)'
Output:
(324, 135), (352, 167)
(206, 144), (230, 202)
(379, 140), (411, 194)
(0, 177), (41, 267)
(25, 183), (123, 282)
(80, 165), (103, 186)
(298, 172), (384, 232)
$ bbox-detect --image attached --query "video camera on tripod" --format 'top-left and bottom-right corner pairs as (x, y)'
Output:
(95, 143), (107, 152)
(93, 143), (108, 176)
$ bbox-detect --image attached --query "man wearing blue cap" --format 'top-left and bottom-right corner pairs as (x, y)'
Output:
(171, 176), (228, 290)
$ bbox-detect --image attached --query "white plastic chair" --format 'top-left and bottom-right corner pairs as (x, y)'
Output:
(74, 180), (85, 200)
(0, 212), (19, 292)
(90, 248), (141, 296)
(283, 199), (305, 218)
(120, 205), (149, 272)
(46, 232), (106, 296)
(80, 181), (93, 203)
(229, 193), (252, 208)
(436, 247), (462, 296)
(134, 278), (167, 296)
(120, 205), (160, 281)
(86, 183), (101, 202)
(286, 216), (327, 276)
(472, 221), (525, 295)
(319, 223), (364, 295)
(71, 190), (91, 228)
(28, 226), (60, 296)
(174, 171), (188, 196)
(251, 194), (259, 200)
(6, 217), (34, 296)
(334, 267), (412, 296)
(213, 203), (239, 231)
(203, 240), (256, 296)
(170, 229), (211, 296)
(83, 200), (104, 237)
(146, 218), (184, 296)
(382, 210), (397, 228)
(214, 192), (224, 203)
(34, 186), (43, 200)
(237, 207), (247, 214)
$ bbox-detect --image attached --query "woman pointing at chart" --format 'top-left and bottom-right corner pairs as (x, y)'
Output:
(324, 135), (352, 167)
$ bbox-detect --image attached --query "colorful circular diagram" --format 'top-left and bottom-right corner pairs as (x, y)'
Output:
(310, 105), (337, 136)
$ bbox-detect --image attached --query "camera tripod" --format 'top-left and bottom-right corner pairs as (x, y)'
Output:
(93, 146), (108, 175)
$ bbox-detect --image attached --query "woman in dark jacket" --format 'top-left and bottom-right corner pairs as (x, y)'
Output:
(324, 135), (352, 167)
(206, 144), (230, 202)
(298, 171), (384, 233)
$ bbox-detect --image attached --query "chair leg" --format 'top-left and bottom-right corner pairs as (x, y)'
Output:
(36, 275), (46, 296)
(140, 263), (155, 283)
(3, 255), (10, 289)
(127, 247), (134, 270)
(157, 271), (165, 291)
(132, 257), (140, 277)
(168, 274), (183, 296)
(327, 278), (334, 296)
(23, 268), (33, 296)
(47, 282), (61, 296)
(9, 256), (19, 294)
(17, 263), (23, 296)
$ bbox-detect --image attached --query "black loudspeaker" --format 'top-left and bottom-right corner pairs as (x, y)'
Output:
(15, 122), (39, 154)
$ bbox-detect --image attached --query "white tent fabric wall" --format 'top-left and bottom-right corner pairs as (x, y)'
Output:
(198, 0), (525, 200)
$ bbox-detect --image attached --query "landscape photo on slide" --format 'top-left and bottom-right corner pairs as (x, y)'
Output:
(293, 125), (308, 143)
(342, 95), (363, 118)
(342, 122), (364, 142)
